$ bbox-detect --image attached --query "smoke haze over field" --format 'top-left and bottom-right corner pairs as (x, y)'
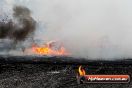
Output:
(1, 0), (132, 59)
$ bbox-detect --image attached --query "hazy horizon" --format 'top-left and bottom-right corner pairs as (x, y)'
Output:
(1, 0), (132, 59)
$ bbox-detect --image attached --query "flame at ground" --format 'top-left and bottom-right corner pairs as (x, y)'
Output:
(78, 66), (86, 76)
(31, 41), (69, 56)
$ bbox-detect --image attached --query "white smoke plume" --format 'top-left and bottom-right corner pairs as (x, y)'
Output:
(1, 0), (132, 59)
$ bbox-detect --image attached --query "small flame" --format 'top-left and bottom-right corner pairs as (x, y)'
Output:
(32, 41), (69, 56)
(78, 65), (86, 76)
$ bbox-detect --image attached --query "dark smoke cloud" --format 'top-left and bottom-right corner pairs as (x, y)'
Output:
(0, 5), (36, 43)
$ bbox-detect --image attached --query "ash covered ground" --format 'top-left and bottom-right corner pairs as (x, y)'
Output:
(0, 59), (131, 88)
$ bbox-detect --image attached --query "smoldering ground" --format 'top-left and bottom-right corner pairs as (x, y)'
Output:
(0, 63), (131, 88)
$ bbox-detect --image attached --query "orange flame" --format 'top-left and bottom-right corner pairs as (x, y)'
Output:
(32, 41), (69, 56)
(78, 66), (86, 76)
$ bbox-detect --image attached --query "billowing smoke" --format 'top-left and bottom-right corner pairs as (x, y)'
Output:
(2, 0), (132, 59)
(0, 5), (36, 44)
(25, 0), (132, 59)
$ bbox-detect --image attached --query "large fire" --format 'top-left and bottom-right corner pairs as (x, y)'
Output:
(78, 66), (86, 76)
(31, 41), (69, 56)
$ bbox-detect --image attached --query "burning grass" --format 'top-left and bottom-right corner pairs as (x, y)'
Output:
(31, 41), (70, 56)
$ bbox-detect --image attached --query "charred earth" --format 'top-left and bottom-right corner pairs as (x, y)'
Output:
(0, 55), (131, 88)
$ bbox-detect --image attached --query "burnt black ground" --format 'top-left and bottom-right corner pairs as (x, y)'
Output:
(0, 63), (131, 88)
(0, 56), (131, 88)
